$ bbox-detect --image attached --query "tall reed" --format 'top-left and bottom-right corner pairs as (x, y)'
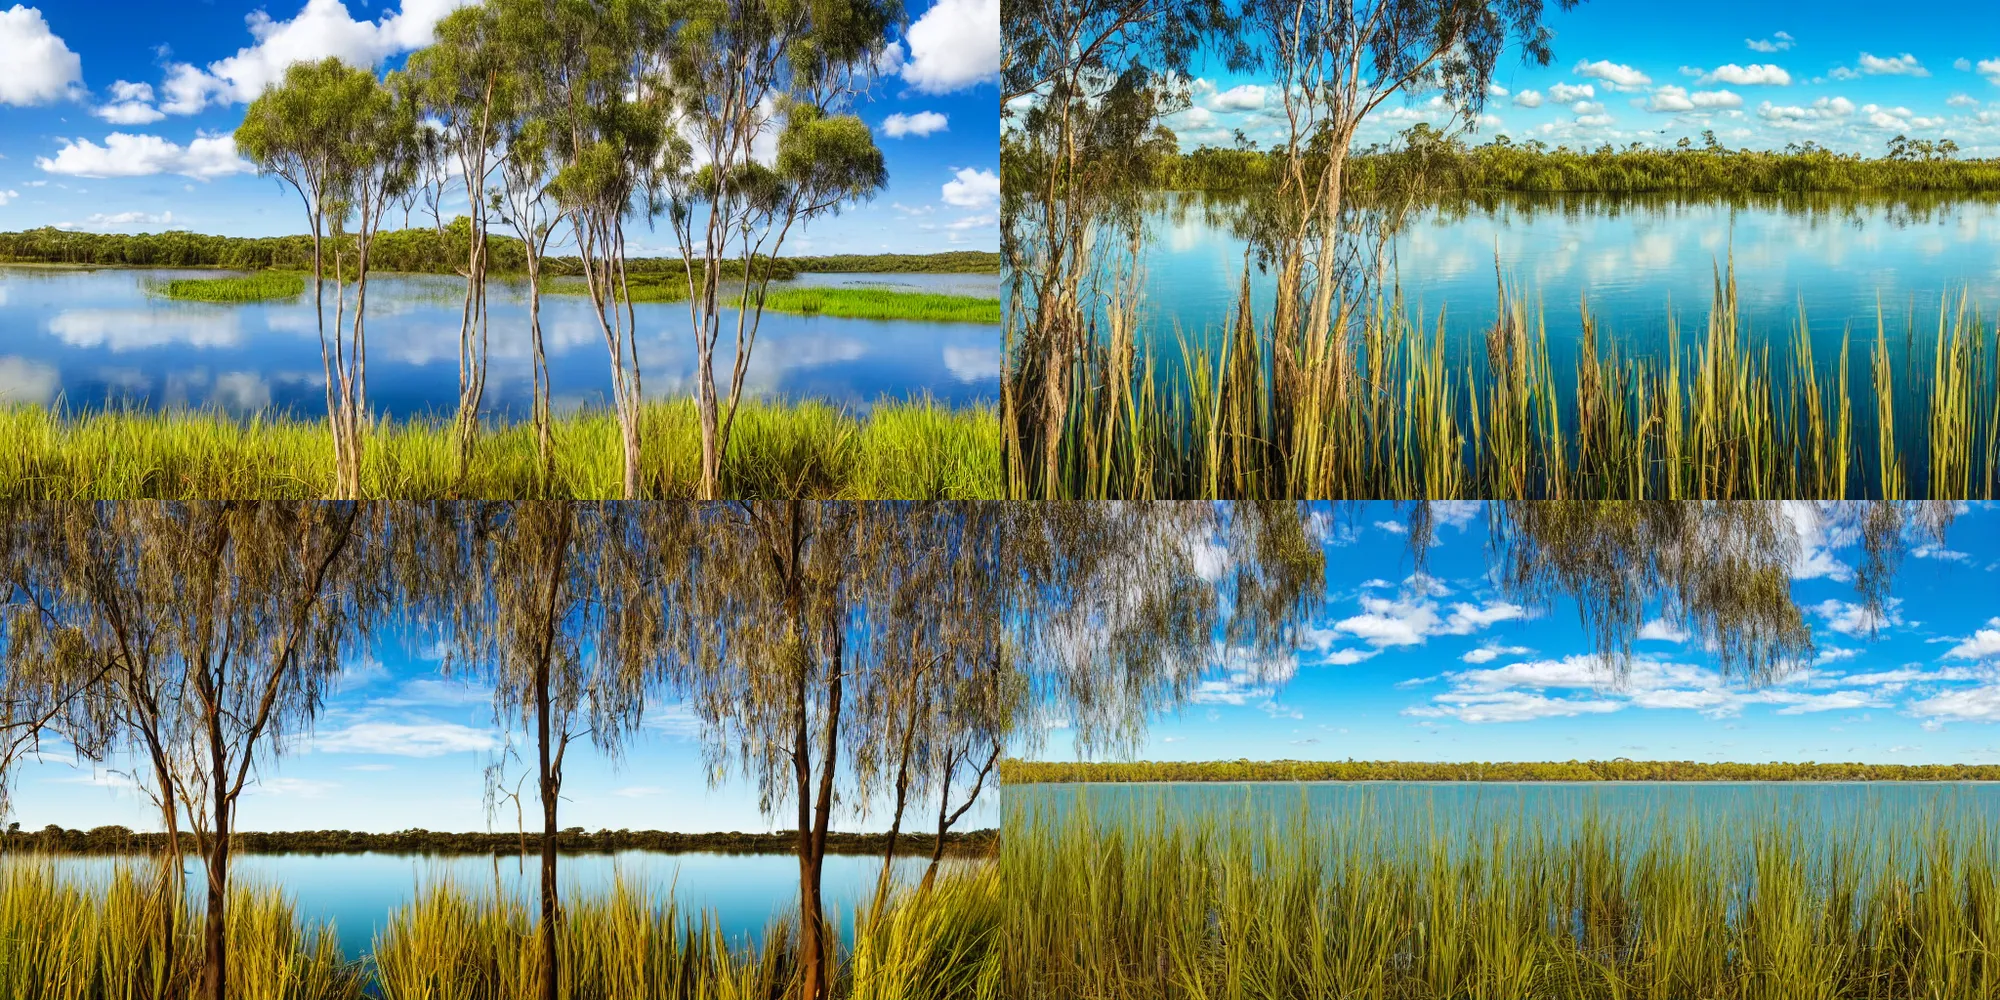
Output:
(1047, 256), (2000, 500)
(1003, 793), (2000, 999)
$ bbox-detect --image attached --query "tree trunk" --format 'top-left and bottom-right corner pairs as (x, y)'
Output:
(537, 657), (559, 1000)
(202, 728), (230, 1000)
(621, 407), (642, 500)
(871, 687), (923, 917)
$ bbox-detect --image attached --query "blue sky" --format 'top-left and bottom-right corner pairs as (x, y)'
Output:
(1152, 0), (2000, 156)
(0, 0), (998, 253)
(1031, 502), (2000, 767)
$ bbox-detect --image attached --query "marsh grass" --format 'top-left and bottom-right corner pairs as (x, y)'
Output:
(371, 864), (1000, 1000)
(0, 398), (1000, 499)
(1032, 258), (2000, 499)
(542, 279), (1002, 323)
(0, 858), (360, 1000)
(147, 271), (309, 303)
(1002, 758), (2000, 783)
(1004, 793), (2000, 1000)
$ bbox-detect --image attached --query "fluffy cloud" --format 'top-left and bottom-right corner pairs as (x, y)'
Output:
(0, 4), (82, 106)
(901, 0), (998, 94)
(1977, 58), (2000, 86)
(1945, 618), (2000, 661)
(1548, 82), (1595, 104)
(1696, 64), (1792, 86)
(1332, 579), (1529, 649)
(1647, 86), (1742, 112)
(1948, 94), (1981, 108)
(94, 80), (165, 124)
(160, 0), (473, 114)
(1462, 644), (1533, 664)
(1511, 89), (1544, 108)
(1746, 31), (1794, 54)
(1810, 598), (1902, 638)
(1758, 96), (1856, 123)
(0, 189), (17, 207)
(881, 110), (948, 137)
(1409, 690), (1624, 724)
(314, 719), (499, 756)
(1856, 52), (1929, 77)
(940, 166), (998, 209)
(1574, 59), (1651, 90)
(1209, 84), (1267, 111)
(36, 132), (253, 180)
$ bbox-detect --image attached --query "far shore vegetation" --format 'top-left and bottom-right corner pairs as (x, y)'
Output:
(146, 271), (307, 303)
(541, 273), (1002, 322)
(2, 825), (995, 858)
(0, 400), (1001, 500)
(0, 224), (998, 276)
(1003, 759), (2000, 784)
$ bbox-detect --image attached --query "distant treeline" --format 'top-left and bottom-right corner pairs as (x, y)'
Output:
(2, 824), (997, 857)
(1002, 759), (2000, 784)
(1155, 128), (2000, 195)
(0, 222), (996, 276)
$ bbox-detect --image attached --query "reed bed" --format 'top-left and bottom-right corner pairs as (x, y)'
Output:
(0, 397), (1000, 499)
(146, 271), (309, 303)
(1034, 258), (2000, 499)
(0, 859), (360, 1000)
(1003, 793), (2000, 1000)
(1003, 758), (2000, 784)
(755, 288), (1002, 325)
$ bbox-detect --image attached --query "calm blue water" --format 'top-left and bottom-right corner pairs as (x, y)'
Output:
(0, 268), (1001, 418)
(47, 850), (927, 960)
(1008, 780), (2000, 853)
(1136, 192), (2000, 372)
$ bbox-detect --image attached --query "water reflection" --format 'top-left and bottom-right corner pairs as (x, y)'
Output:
(0, 267), (1000, 418)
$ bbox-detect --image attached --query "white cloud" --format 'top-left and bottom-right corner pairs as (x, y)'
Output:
(1696, 64), (1793, 86)
(0, 4), (82, 107)
(1856, 52), (1929, 77)
(1945, 618), (2000, 660)
(1746, 31), (1795, 54)
(1977, 58), (2000, 85)
(1208, 84), (1266, 111)
(1758, 96), (1856, 123)
(902, 0), (997, 94)
(1409, 690), (1623, 724)
(1462, 644), (1532, 664)
(881, 110), (948, 138)
(1638, 619), (1690, 642)
(160, 0), (473, 114)
(1911, 685), (2000, 723)
(1574, 113), (1615, 128)
(1949, 94), (1981, 108)
(1332, 577), (1525, 649)
(76, 210), (174, 229)
(1810, 598), (1902, 638)
(1913, 544), (1970, 562)
(1512, 89), (1544, 108)
(0, 188), (17, 207)
(0, 356), (59, 406)
(940, 166), (998, 209)
(314, 720), (499, 757)
(1647, 86), (1743, 113)
(1574, 60), (1651, 90)
(37, 132), (253, 181)
(1548, 82), (1595, 104)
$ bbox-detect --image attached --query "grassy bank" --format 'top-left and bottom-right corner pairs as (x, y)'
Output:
(147, 271), (307, 303)
(0, 857), (999, 999)
(1003, 759), (2000, 784)
(0, 399), (1000, 499)
(1020, 261), (2000, 500)
(13, 825), (996, 857)
(1004, 797), (2000, 999)
(542, 277), (1003, 323)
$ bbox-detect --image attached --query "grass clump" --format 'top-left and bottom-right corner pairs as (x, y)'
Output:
(756, 288), (1001, 324)
(148, 271), (308, 303)
(371, 865), (1000, 1000)
(1004, 792), (2000, 1000)
(0, 398), (999, 499)
(0, 859), (360, 1000)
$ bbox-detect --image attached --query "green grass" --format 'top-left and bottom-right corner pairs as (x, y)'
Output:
(0, 398), (1001, 499)
(1011, 256), (2000, 500)
(542, 278), (1003, 323)
(1004, 793), (2000, 999)
(0, 855), (999, 999)
(1003, 759), (2000, 783)
(147, 271), (308, 303)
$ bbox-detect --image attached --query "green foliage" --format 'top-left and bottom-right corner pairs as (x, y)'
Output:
(0, 399), (1000, 499)
(1155, 131), (2000, 193)
(785, 252), (999, 273)
(146, 271), (308, 303)
(1002, 758), (2000, 783)
(754, 288), (1001, 323)
(1004, 795), (2000, 999)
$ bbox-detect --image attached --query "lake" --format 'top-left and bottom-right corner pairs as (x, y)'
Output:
(43, 849), (928, 960)
(1134, 192), (2000, 375)
(0, 267), (1001, 418)
(1007, 780), (2000, 856)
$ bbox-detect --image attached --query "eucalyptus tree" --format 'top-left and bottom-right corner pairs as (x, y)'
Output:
(239, 61), (423, 498)
(0, 502), (386, 1000)
(407, 6), (516, 489)
(403, 501), (687, 1000)
(650, 0), (894, 499)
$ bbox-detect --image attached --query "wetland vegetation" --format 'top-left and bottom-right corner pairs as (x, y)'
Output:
(147, 272), (308, 303)
(1004, 758), (2000, 783)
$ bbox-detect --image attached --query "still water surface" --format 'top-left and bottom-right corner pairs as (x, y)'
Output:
(0, 268), (1001, 417)
(50, 850), (921, 960)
